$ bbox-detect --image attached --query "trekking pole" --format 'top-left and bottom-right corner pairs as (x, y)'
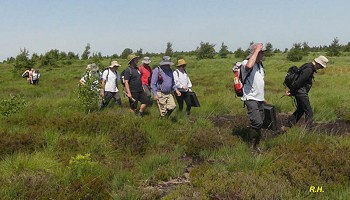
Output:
(156, 99), (162, 114)
(123, 91), (136, 102)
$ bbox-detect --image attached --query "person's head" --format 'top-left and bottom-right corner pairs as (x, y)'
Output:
(142, 57), (151, 66)
(89, 63), (99, 73)
(177, 59), (187, 68)
(127, 54), (139, 66)
(314, 55), (328, 70)
(159, 56), (174, 67)
(246, 43), (266, 62)
(109, 60), (121, 71)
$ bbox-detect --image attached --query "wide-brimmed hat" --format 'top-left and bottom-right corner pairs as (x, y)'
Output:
(246, 43), (266, 59)
(142, 57), (151, 64)
(90, 63), (99, 72)
(159, 56), (174, 66)
(127, 54), (139, 64)
(109, 61), (121, 68)
(177, 59), (187, 67)
(314, 55), (328, 68)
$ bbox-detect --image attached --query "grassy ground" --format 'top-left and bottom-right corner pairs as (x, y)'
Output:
(0, 53), (349, 199)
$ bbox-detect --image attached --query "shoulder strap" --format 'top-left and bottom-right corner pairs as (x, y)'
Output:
(176, 69), (180, 77)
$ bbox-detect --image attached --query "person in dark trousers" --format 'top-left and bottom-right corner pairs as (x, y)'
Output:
(101, 61), (122, 109)
(139, 57), (153, 103)
(241, 43), (266, 153)
(285, 55), (329, 128)
(173, 59), (193, 115)
(124, 54), (148, 116)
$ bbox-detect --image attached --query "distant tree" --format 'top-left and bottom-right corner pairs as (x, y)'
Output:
(121, 48), (133, 59)
(264, 42), (274, 57)
(136, 48), (143, 57)
(59, 51), (68, 60)
(343, 42), (350, 52)
(284, 48), (289, 53)
(196, 42), (216, 59)
(234, 47), (244, 58)
(31, 53), (40, 64)
(81, 43), (91, 60)
(165, 42), (173, 56)
(40, 49), (60, 67)
(327, 37), (341, 56)
(274, 48), (282, 53)
(13, 48), (34, 73)
(111, 53), (119, 59)
(67, 52), (79, 60)
(287, 43), (303, 61)
(218, 42), (230, 58)
(302, 42), (310, 56)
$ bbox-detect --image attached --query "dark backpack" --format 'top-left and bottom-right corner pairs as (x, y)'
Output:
(283, 66), (299, 92)
(120, 67), (132, 87)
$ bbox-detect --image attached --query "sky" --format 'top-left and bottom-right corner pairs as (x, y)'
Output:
(1, 0), (350, 61)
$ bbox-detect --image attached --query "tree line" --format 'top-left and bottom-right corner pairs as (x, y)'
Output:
(5, 37), (350, 73)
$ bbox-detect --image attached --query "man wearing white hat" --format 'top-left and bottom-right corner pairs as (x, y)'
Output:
(286, 55), (329, 128)
(101, 60), (122, 109)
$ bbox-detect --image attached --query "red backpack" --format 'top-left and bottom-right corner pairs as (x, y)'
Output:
(232, 62), (252, 97)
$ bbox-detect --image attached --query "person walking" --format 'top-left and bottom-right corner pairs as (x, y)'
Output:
(151, 56), (181, 117)
(241, 43), (266, 153)
(285, 55), (329, 128)
(124, 54), (148, 116)
(173, 59), (193, 115)
(100, 61), (122, 109)
(139, 57), (153, 102)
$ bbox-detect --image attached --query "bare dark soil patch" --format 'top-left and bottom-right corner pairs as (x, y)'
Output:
(211, 113), (350, 136)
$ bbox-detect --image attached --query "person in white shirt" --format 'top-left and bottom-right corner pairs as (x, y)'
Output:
(173, 59), (193, 115)
(241, 43), (266, 153)
(101, 61), (122, 109)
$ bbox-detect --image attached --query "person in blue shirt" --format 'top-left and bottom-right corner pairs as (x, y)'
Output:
(151, 56), (181, 117)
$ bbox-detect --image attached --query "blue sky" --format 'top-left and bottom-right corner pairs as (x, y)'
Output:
(1, 0), (349, 61)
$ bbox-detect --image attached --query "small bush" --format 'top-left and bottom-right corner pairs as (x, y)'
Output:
(0, 94), (26, 117)
(68, 153), (100, 179)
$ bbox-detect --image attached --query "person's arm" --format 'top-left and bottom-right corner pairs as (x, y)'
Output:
(101, 79), (106, 97)
(124, 68), (132, 98)
(151, 68), (159, 100)
(245, 43), (263, 71)
(172, 74), (181, 96)
(173, 70), (182, 89)
(187, 74), (192, 91)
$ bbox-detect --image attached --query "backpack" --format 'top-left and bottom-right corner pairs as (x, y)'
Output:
(283, 66), (299, 92)
(120, 67), (132, 87)
(22, 71), (29, 78)
(283, 65), (314, 94)
(232, 62), (252, 97)
(32, 71), (40, 80)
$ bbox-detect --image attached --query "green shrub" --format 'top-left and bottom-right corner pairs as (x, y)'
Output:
(0, 94), (26, 117)
(75, 76), (102, 113)
(68, 153), (100, 179)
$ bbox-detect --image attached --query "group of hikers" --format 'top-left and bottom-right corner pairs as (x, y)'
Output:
(79, 44), (329, 153)
(80, 54), (194, 117)
(21, 68), (40, 85)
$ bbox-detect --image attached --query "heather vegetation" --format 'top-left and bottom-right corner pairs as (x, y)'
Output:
(0, 40), (349, 199)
